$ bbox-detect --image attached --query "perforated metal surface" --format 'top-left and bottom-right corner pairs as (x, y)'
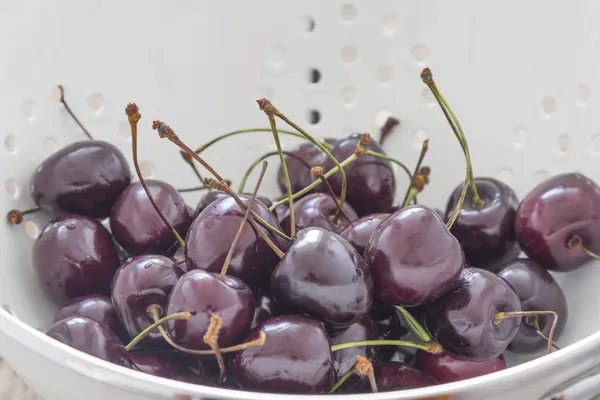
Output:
(2, 1), (600, 399)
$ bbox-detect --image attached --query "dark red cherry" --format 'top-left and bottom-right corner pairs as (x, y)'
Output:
(166, 270), (254, 350)
(241, 193), (273, 208)
(30, 140), (131, 219)
(320, 133), (395, 216)
(415, 350), (506, 383)
(111, 255), (184, 345)
(375, 362), (437, 391)
(331, 315), (378, 393)
(279, 192), (359, 237)
(340, 213), (390, 255)
(364, 205), (464, 307)
(46, 316), (132, 368)
(185, 194), (283, 288)
(110, 180), (192, 255)
(194, 191), (228, 217)
(270, 227), (373, 331)
(171, 245), (188, 272)
(373, 308), (415, 363)
(424, 267), (521, 361)
(32, 215), (120, 303)
(446, 177), (520, 271)
(276, 138), (336, 195)
(516, 173), (600, 272)
(231, 315), (334, 394)
(54, 294), (127, 343)
(129, 350), (210, 380)
(250, 294), (281, 329)
(390, 203), (445, 220)
(497, 259), (568, 353)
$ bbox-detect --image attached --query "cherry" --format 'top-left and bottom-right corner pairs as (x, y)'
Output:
(389, 204), (445, 220)
(231, 315), (334, 394)
(111, 254), (184, 345)
(375, 361), (437, 391)
(46, 316), (133, 368)
(129, 350), (212, 382)
(194, 191), (228, 217)
(250, 294), (281, 330)
(515, 172), (600, 272)
(445, 177), (520, 271)
(320, 133), (395, 216)
(276, 138), (336, 195)
(185, 194), (283, 289)
(32, 215), (120, 303)
(171, 245), (187, 272)
(374, 309), (416, 363)
(364, 205), (464, 307)
(423, 267), (521, 361)
(497, 259), (568, 353)
(279, 192), (359, 237)
(331, 315), (378, 393)
(30, 141), (131, 219)
(110, 179), (192, 256)
(415, 350), (507, 383)
(166, 269), (254, 350)
(340, 213), (390, 255)
(270, 227), (373, 331)
(54, 294), (127, 343)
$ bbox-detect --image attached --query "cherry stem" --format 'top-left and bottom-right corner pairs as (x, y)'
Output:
(257, 98), (348, 213)
(269, 153), (358, 211)
(6, 207), (40, 225)
(568, 235), (600, 261)
(194, 128), (333, 154)
(493, 310), (558, 354)
(312, 166), (351, 225)
(401, 139), (429, 208)
(331, 339), (443, 354)
(203, 313), (225, 378)
(355, 355), (378, 393)
(394, 305), (432, 343)
(238, 151), (311, 194)
(125, 104), (186, 250)
(152, 120), (288, 256)
(124, 308), (192, 351)
(149, 306), (267, 356)
(58, 85), (93, 140)
(177, 186), (210, 193)
(379, 116), (400, 146)
(329, 368), (354, 394)
(363, 149), (413, 187)
(421, 68), (484, 210)
(221, 161), (268, 279)
(179, 150), (204, 183)
(266, 113), (296, 237)
(527, 316), (561, 351)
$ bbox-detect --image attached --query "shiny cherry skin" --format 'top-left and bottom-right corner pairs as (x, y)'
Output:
(516, 173), (600, 272)
(415, 350), (506, 383)
(32, 215), (120, 303)
(390, 204), (445, 221)
(446, 177), (520, 271)
(497, 259), (568, 353)
(166, 269), (254, 350)
(30, 140), (131, 219)
(46, 316), (133, 368)
(232, 315), (334, 394)
(186, 194), (283, 289)
(375, 362), (437, 391)
(111, 255), (184, 344)
(171, 245), (188, 272)
(54, 294), (127, 343)
(270, 227), (373, 331)
(280, 193), (359, 237)
(374, 308), (416, 363)
(320, 133), (395, 216)
(365, 205), (464, 307)
(250, 294), (281, 330)
(424, 267), (521, 361)
(129, 350), (212, 381)
(277, 138), (336, 195)
(194, 191), (228, 217)
(340, 213), (390, 255)
(110, 180), (192, 255)
(331, 315), (378, 393)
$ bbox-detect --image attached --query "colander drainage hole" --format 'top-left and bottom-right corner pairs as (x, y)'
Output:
(308, 110), (321, 125)
(308, 68), (321, 84)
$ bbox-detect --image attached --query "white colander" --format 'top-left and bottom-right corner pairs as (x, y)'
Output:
(2, 1), (600, 399)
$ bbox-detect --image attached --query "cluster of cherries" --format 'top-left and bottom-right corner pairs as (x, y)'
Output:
(7, 69), (600, 395)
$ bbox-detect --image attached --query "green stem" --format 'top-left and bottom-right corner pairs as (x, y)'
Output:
(270, 154), (358, 211)
(394, 306), (432, 343)
(400, 139), (429, 208)
(125, 310), (191, 351)
(329, 368), (354, 394)
(268, 115), (295, 237)
(494, 310), (558, 354)
(364, 150), (413, 183)
(238, 151), (312, 193)
(331, 339), (443, 354)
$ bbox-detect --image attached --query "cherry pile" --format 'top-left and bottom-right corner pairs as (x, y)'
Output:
(7, 69), (597, 395)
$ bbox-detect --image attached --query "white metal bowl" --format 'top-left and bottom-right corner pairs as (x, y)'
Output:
(2, 1), (600, 399)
